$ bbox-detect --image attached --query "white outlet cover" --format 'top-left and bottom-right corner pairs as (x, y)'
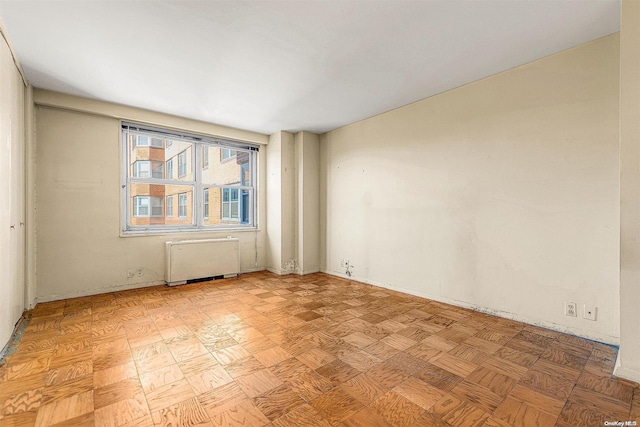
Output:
(565, 302), (577, 317)
(583, 305), (597, 321)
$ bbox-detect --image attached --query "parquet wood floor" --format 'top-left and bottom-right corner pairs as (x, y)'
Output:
(0, 272), (638, 426)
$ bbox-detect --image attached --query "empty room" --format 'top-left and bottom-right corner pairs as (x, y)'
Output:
(0, 0), (639, 426)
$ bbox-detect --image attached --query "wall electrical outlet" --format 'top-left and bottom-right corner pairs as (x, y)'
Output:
(583, 305), (597, 321)
(136, 268), (144, 277)
(565, 302), (577, 317)
(126, 270), (135, 279)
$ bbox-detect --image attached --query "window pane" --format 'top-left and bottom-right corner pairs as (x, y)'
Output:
(202, 147), (250, 186)
(203, 146), (209, 168)
(151, 162), (164, 179)
(219, 187), (241, 222)
(204, 189), (209, 218)
(129, 135), (193, 182)
(166, 159), (173, 179)
(241, 190), (250, 224)
(134, 196), (149, 216)
(166, 195), (173, 217)
(134, 161), (150, 178)
(130, 183), (194, 226)
(178, 193), (188, 218)
(178, 150), (189, 178)
(151, 197), (163, 216)
(221, 148), (236, 160)
(133, 161), (165, 179)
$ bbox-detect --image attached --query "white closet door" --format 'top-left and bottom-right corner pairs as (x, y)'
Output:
(0, 36), (25, 348)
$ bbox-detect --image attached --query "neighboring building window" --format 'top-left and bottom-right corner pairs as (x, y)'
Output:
(134, 196), (149, 217)
(166, 195), (173, 217)
(133, 161), (163, 179)
(204, 189), (209, 218)
(134, 135), (163, 148)
(133, 161), (150, 178)
(179, 193), (187, 218)
(203, 146), (209, 168)
(222, 188), (239, 221)
(151, 197), (163, 216)
(122, 122), (258, 233)
(134, 196), (163, 217)
(221, 148), (236, 161)
(178, 150), (187, 177)
(166, 158), (173, 180)
(152, 162), (164, 179)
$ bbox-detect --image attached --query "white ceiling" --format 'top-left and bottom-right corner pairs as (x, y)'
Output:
(0, 0), (620, 135)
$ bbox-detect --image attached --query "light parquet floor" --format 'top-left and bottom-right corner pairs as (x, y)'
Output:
(0, 271), (638, 427)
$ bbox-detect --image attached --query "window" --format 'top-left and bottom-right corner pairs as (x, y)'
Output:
(221, 148), (236, 161)
(204, 189), (209, 218)
(133, 135), (163, 148)
(133, 161), (164, 179)
(166, 195), (173, 217)
(178, 150), (187, 177)
(203, 146), (209, 168)
(151, 197), (163, 216)
(179, 193), (187, 218)
(152, 162), (164, 179)
(166, 158), (173, 180)
(134, 197), (149, 217)
(222, 188), (239, 221)
(133, 161), (150, 178)
(122, 122), (258, 233)
(134, 196), (163, 217)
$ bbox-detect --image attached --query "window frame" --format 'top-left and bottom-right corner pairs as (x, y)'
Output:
(121, 122), (259, 234)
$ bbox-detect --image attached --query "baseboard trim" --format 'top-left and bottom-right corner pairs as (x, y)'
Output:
(36, 267), (267, 302)
(320, 269), (620, 346)
(614, 353), (640, 383)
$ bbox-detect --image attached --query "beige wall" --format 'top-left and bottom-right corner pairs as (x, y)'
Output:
(266, 131), (296, 274)
(34, 89), (268, 145)
(0, 24), (27, 347)
(35, 98), (267, 302)
(617, 0), (640, 383)
(295, 131), (321, 274)
(321, 34), (621, 344)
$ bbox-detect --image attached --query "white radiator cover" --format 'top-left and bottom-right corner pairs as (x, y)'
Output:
(165, 238), (240, 286)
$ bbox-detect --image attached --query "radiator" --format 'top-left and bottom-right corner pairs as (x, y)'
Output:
(165, 238), (240, 286)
